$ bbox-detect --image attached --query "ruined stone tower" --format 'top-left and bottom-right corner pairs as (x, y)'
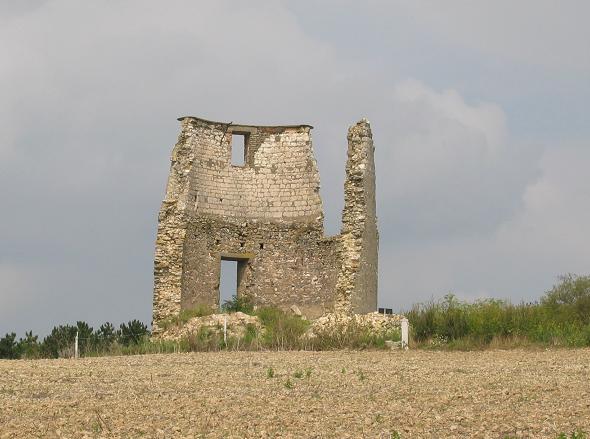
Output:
(152, 116), (378, 333)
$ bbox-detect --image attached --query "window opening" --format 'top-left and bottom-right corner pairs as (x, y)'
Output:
(231, 133), (247, 166)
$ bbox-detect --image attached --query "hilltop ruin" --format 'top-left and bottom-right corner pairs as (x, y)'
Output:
(152, 116), (378, 334)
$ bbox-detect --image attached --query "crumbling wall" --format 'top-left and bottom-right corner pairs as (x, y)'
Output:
(180, 217), (339, 318)
(335, 120), (378, 314)
(152, 120), (195, 325)
(152, 116), (378, 334)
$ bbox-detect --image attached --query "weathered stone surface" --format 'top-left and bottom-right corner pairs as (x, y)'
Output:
(335, 119), (378, 314)
(152, 116), (379, 335)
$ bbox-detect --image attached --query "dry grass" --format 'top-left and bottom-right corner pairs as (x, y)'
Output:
(1, 349), (589, 438)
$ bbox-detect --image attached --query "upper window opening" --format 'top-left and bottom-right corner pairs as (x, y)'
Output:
(231, 133), (248, 166)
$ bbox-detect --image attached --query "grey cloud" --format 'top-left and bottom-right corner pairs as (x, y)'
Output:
(380, 141), (590, 309)
(377, 79), (541, 241)
(0, 0), (588, 335)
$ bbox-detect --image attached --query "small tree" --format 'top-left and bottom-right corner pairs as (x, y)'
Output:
(0, 333), (20, 359)
(95, 322), (117, 349)
(75, 321), (94, 355)
(18, 331), (40, 359)
(542, 274), (590, 324)
(118, 320), (149, 346)
(41, 325), (77, 358)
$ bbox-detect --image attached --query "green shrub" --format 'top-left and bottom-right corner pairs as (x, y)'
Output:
(41, 324), (77, 358)
(222, 294), (254, 314)
(18, 331), (41, 359)
(407, 274), (590, 349)
(185, 326), (224, 351)
(119, 320), (150, 346)
(95, 322), (117, 349)
(241, 323), (260, 348)
(75, 321), (94, 354)
(160, 306), (215, 331)
(542, 274), (590, 324)
(255, 307), (309, 349)
(0, 333), (20, 359)
(309, 320), (400, 350)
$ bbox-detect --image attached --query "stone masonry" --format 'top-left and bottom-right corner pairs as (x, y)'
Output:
(152, 116), (378, 334)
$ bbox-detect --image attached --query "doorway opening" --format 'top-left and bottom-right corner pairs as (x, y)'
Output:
(219, 256), (249, 311)
(219, 260), (236, 310)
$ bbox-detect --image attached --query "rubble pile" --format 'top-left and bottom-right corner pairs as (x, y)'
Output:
(307, 311), (404, 338)
(160, 312), (262, 341)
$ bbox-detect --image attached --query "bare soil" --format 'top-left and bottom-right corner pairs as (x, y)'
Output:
(1, 349), (589, 438)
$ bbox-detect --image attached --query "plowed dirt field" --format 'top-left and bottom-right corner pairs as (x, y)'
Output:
(1, 349), (589, 438)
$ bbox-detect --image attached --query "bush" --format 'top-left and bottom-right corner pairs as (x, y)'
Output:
(309, 320), (401, 350)
(159, 306), (214, 330)
(75, 321), (94, 354)
(95, 322), (117, 347)
(1, 319), (154, 359)
(255, 307), (309, 350)
(184, 326), (223, 351)
(0, 333), (20, 359)
(119, 320), (149, 346)
(542, 274), (590, 324)
(222, 294), (254, 314)
(406, 275), (590, 349)
(41, 324), (77, 358)
(18, 331), (41, 359)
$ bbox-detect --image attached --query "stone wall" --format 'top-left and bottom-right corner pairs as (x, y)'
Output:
(153, 116), (378, 334)
(335, 120), (379, 314)
(180, 217), (340, 317)
(186, 118), (323, 222)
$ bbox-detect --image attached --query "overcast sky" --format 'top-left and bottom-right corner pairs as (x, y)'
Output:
(1, 0), (589, 336)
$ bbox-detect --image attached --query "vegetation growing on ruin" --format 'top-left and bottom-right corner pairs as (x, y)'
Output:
(158, 305), (213, 330)
(221, 294), (255, 314)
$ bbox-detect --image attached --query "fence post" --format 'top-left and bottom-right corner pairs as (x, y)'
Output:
(401, 318), (409, 350)
(74, 330), (79, 359)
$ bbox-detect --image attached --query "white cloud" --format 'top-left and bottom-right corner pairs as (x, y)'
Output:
(494, 143), (590, 268)
(377, 81), (589, 308)
(380, 112), (590, 307)
(378, 79), (538, 239)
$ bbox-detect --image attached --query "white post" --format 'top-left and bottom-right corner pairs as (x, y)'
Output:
(74, 330), (79, 359)
(401, 318), (409, 350)
(223, 315), (227, 345)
